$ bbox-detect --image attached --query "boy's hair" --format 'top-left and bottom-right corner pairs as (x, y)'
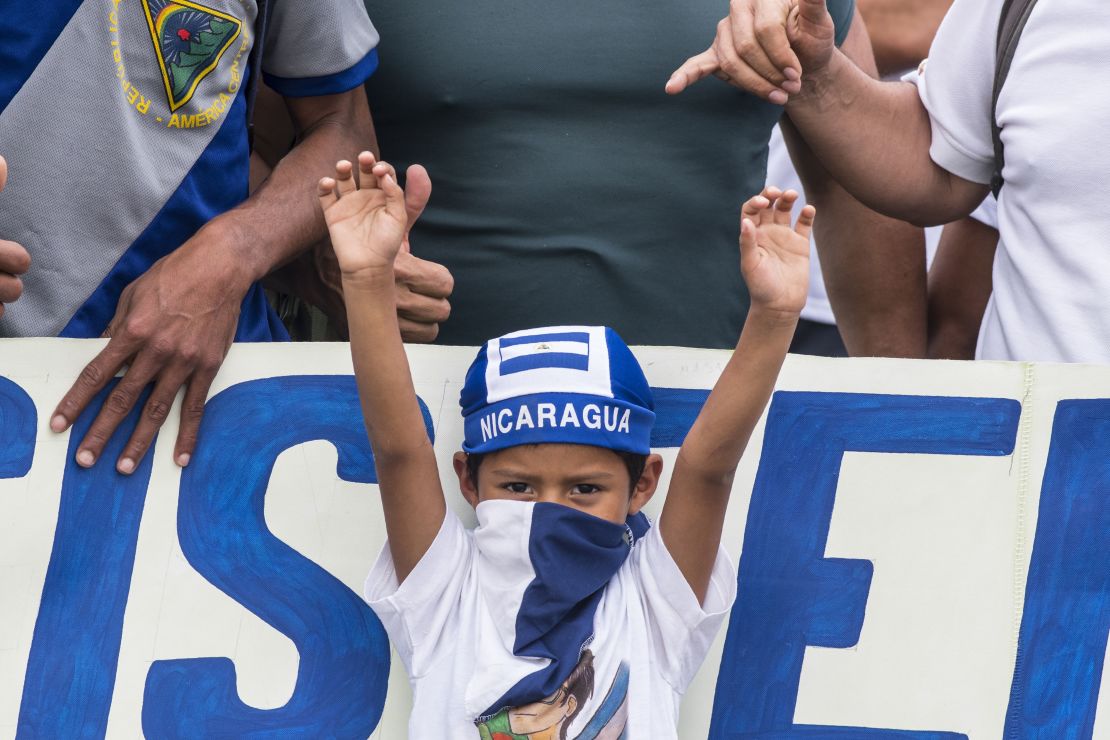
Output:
(465, 447), (648, 494)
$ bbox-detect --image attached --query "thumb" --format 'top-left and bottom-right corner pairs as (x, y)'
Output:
(403, 164), (432, 251)
(797, 0), (829, 27)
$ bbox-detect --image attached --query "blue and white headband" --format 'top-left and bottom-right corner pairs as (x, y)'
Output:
(460, 326), (655, 455)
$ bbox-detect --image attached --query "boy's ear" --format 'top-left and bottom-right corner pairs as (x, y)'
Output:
(628, 453), (664, 516)
(453, 451), (480, 509)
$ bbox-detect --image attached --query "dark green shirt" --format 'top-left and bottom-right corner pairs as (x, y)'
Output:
(365, 0), (854, 347)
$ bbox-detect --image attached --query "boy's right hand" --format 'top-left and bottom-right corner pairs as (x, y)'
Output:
(0, 156), (31, 320)
(318, 151), (408, 285)
(739, 187), (814, 319)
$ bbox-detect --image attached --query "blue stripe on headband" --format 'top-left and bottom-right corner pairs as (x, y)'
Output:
(499, 352), (590, 375)
(499, 331), (590, 348)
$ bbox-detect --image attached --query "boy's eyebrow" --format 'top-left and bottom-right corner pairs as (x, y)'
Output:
(487, 468), (617, 479)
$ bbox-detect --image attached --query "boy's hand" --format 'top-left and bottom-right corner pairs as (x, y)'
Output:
(318, 152), (408, 284)
(740, 187), (814, 318)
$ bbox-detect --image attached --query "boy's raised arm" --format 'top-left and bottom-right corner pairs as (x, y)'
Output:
(319, 152), (447, 583)
(661, 189), (812, 603)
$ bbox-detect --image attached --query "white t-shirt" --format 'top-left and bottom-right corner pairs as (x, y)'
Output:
(365, 501), (736, 738)
(914, 0), (1110, 363)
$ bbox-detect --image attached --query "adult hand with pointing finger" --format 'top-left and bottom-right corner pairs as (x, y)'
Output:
(0, 156), (31, 322)
(666, 0), (838, 103)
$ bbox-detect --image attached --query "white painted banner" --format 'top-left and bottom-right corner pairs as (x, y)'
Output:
(0, 340), (1106, 738)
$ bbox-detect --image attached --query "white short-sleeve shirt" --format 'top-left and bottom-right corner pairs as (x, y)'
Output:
(365, 505), (736, 738)
(914, 0), (1110, 363)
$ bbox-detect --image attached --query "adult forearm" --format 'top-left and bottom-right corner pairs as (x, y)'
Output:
(811, 187), (927, 357)
(200, 91), (375, 284)
(786, 51), (969, 226)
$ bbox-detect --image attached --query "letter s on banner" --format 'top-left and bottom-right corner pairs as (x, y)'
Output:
(142, 376), (433, 738)
(709, 391), (1020, 739)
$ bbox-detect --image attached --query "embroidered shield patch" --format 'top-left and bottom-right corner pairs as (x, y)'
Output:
(140, 0), (243, 112)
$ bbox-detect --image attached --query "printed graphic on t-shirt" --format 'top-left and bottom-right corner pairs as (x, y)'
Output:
(475, 651), (629, 740)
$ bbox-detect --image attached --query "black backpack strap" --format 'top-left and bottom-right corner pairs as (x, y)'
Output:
(245, 0), (273, 151)
(991, 0), (1039, 196)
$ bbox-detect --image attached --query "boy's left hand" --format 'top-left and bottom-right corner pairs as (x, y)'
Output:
(739, 187), (813, 318)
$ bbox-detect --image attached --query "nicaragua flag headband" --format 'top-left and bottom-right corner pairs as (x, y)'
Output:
(460, 326), (655, 455)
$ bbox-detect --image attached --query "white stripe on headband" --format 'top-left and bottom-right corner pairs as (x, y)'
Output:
(498, 340), (590, 363)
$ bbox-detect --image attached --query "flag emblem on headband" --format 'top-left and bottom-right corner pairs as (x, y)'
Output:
(497, 331), (591, 375)
(461, 326), (656, 455)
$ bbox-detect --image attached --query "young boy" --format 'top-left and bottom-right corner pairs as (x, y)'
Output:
(318, 152), (814, 737)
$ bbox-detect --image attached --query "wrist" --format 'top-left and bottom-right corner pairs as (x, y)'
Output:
(746, 304), (802, 330)
(340, 266), (396, 293)
(179, 220), (258, 294)
(790, 50), (848, 108)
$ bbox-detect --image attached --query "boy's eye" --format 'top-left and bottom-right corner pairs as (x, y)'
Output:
(572, 484), (601, 495)
(504, 482), (532, 494)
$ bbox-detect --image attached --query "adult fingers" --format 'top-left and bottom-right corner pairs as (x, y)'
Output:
(394, 252), (454, 298)
(116, 366), (191, 474)
(51, 340), (132, 436)
(713, 22), (790, 104)
(334, 160), (357, 196)
(403, 164), (433, 249)
(174, 366), (218, 468)
(71, 353), (159, 468)
(0, 273), (22, 304)
(0, 154), (7, 191)
(666, 48), (722, 95)
(0, 239), (31, 275)
(746, 0), (802, 89)
(398, 317), (440, 344)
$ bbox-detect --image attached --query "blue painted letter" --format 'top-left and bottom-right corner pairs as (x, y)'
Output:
(19, 384), (155, 739)
(0, 376), (35, 478)
(1004, 399), (1109, 738)
(143, 376), (431, 738)
(709, 392), (1020, 738)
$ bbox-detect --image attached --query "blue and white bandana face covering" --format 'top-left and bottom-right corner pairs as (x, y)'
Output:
(467, 500), (651, 720)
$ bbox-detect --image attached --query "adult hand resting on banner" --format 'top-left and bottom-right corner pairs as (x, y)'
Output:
(45, 90), (392, 476)
(0, 157), (31, 321)
(665, 0), (835, 102)
(311, 162), (453, 343)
